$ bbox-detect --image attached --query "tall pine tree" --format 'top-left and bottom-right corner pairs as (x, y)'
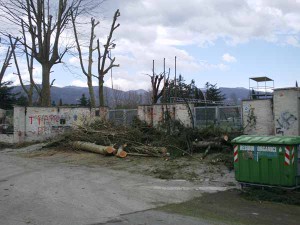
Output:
(205, 82), (226, 103)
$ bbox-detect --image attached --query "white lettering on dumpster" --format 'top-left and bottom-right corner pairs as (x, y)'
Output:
(257, 146), (276, 152)
(240, 145), (254, 151)
(239, 145), (276, 152)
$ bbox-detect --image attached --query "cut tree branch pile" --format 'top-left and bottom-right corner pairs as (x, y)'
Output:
(65, 120), (171, 158)
(58, 119), (238, 160)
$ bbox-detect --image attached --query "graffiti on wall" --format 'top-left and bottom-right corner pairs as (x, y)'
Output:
(28, 114), (71, 126)
(243, 104), (257, 130)
(276, 111), (297, 134)
(27, 111), (90, 136)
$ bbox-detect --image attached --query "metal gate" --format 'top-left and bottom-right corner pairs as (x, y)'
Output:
(108, 109), (138, 126)
(194, 106), (242, 129)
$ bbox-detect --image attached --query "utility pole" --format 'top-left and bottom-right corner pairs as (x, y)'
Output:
(163, 58), (166, 102)
(174, 56), (177, 101)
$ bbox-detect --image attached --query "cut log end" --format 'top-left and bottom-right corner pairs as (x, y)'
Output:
(106, 146), (115, 154)
(116, 150), (127, 158)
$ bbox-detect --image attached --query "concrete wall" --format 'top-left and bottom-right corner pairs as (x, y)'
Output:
(14, 107), (97, 143)
(138, 104), (194, 127)
(242, 99), (274, 135)
(273, 88), (300, 136)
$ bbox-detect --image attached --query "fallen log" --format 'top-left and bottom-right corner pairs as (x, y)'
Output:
(130, 146), (168, 157)
(193, 135), (229, 149)
(72, 141), (115, 155)
(192, 141), (222, 149)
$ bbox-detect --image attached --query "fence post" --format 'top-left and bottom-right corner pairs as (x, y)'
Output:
(123, 110), (126, 126)
(193, 107), (197, 128)
(216, 106), (219, 125)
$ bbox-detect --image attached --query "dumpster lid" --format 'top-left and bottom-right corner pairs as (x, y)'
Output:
(232, 135), (300, 145)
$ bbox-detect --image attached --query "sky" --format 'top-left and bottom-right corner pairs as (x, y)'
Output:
(2, 0), (300, 91)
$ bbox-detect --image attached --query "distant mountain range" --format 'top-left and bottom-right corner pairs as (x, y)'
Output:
(11, 85), (149, 107)
(11, 85), (250, 107)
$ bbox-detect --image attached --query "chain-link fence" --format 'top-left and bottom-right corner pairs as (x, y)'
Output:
(0, 110), (14, 134)
(108, 109), (138, 126)
(194, 106), (242, 129)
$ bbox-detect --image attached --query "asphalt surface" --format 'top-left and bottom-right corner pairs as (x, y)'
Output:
(0, 147), (227, 225)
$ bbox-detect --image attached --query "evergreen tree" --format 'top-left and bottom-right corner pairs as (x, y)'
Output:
(161, 75), (204, 103)
(79, 94), (88, 106)
(15, 95), (29, 106)
(205, 82), (226, 103)
(59, 98), (63, 106)
(0, 82), (17, 109)
(251, 89), (257, 99)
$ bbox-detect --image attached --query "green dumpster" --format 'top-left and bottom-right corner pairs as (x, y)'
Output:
(231, 135), (300, 187)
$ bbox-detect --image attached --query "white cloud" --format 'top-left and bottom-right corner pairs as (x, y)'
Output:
(222, 53), (237, 63)
(2, 0), (300, 90)
(69, 57), (80, 64)
(286, 36), (300, 47)
(104, 70), (151, 91)
(109, 0), (300, 47)
(70, 79), (87, 87)
(2, 58), (42, 86)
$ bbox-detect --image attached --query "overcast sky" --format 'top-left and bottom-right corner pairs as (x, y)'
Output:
(3, 0), (300, 91)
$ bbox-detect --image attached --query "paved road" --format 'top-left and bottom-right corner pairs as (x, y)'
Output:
(92, 210), (226, 225)
(0, 149), (226, 225)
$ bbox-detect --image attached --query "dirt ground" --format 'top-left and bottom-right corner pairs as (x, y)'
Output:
(2, 145), (300, 224)
(19, 147), (236, 187)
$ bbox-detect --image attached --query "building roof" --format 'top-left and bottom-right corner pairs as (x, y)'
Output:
(249, 76), (273, 82)
(232, 135), (300, 145)
(273, 87), (300, 91)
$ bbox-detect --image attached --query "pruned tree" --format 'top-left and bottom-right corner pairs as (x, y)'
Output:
(0, 0), (98, 106)
(97, 9), (120, 107)
(71, 14), (98, 107)
(150, 72), (170, 104)
(9, 34), (38, 106)
(148, 60), (170, 104)
(0, 37), (17, 84)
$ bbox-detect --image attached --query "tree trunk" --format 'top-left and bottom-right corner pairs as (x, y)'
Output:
(28, 91), (33, 106)
(28, 71), (34, 106)
(87, 76), (96, 107)
(41, 64), (51, 106)
(99, 75), (105, 107)
(72, 141), (115, 155)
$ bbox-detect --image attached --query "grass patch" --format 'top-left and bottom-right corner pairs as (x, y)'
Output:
(158, 189), (300, 225)
(0, 142), (13, 150)
(241, 187), (300, 206)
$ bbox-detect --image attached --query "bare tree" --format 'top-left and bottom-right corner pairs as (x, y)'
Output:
(149, 60), (170, 104)
(97, 9), (120, 107)
(0, 37), (17, 84)
(9, 30), (40, 106)
(71, 15), (98, 107)
(0, 0), (98, 106)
